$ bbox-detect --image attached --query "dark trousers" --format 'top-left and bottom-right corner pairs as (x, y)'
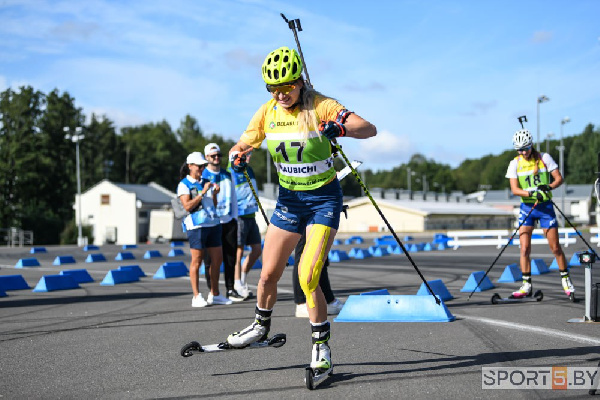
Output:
(204, 219), (237, 292)
(292, 233), (335, 304)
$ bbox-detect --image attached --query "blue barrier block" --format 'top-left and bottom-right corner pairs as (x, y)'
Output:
(101, 269), (140, 285)
(85, 253), (107, 263)
(168, 249), (185, 257)
(154, 261), (188, 279)
(374, 235), (396, 246)
(0, 288), (6, 297)
(0, 275), (30, 290)
(416, 279), (453, 301)
(53, 255), (76, 265)
(200, 262), (225, 275)
(33, 275), (80, 292)
(30, 247), (47, 254)
(404, 235), (414, 242)
(344, 236), (364, 245)
(348, 247), (362, 257)
(335, 295), (455, 322)
(531, 258), (550, 275)
(288, 255), (294, 265)
(115, 252), (135, 261)
(424, 243), (435, 251)
(144, 250), (162, 259)
(240, 256), (262, 270)
(15, 258), (40, 268)
(60, 269), (94, 283)
(118, 265), (146, 277)
(460, 271), (495, 292)
(549, 258), (567, 270)
(497, 264), (522, 283)
(361, 289), (390, 295)
(351, 249), (372, 259)
(408, 244), (419, 252)
(437, 242), (448, 251)
(569, 252), (583, 267)
(371, 246), (389, 257)
(433, 234), (450, 244)
(170, 241), (185, 247)
(83, 245), (99, 251)
(332, 239), (342, 246)
(328, 250), (349, 262)
(122, 244), (137, 249)
(100, 269), (140, 286)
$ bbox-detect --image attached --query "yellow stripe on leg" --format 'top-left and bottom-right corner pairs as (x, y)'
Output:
(299, 224), (331, 308)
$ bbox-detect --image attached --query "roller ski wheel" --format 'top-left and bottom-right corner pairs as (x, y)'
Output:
(490, 290), (543, 304)
(305, 366), (333, 390)
(179, 333), (286, 357)
(568, 292), (577, 303)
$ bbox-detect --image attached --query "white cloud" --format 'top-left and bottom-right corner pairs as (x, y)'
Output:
(351, 130), (415, 171)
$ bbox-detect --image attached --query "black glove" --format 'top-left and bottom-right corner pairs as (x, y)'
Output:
(319, 120), (346, 140)
(535, 191), (544, 202)
(231, 153), (247, 173)
(536, 184), (552, 192)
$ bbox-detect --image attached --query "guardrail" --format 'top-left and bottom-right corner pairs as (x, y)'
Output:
(1, 227), (34, 247)
(447, 228), (577, 250)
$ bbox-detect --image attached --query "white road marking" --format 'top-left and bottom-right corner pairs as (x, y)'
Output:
(456, 313), (600, 345)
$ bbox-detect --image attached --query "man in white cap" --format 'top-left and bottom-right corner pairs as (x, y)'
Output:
(202, 143), (245, 302)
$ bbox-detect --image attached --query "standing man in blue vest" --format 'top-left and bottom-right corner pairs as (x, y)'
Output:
(227, 151), (262, 299)
(202, 143), (245, 303)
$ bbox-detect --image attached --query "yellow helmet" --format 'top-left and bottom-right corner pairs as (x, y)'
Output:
(261, 46), (303, 85)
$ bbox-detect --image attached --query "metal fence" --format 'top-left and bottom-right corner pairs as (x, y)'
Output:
(1, 227), (34, 247)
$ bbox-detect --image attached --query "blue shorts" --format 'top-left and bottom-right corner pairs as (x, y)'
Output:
(237, 216), (261, 246)
(271, 179), (343, 234)
(518, 201), (558, 229)
(187, 225), (222, 250)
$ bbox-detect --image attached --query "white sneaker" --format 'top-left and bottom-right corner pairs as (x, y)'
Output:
(191, 294), (208, 308)
(227, 322), (269, 348)
(234, 283), (250, 299)
(310, 342), (332, 370)
(562, 276), (575, 295)
(327, 299), (343, 315)
(207, 293), (233, 305)
(295, 303), (309, 318)
(512, 281), (532, 298)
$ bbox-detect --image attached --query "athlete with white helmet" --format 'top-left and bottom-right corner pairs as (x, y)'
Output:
(505, 127), (575, 298)
(225, 46), (376, 372)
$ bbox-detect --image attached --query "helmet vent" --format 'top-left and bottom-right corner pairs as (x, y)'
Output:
(281, 67), (287, 77)
(274, 70), (279, 79)
(274, 54), (280, 62)
(292, 63), (298, 75)
(283, 55), (289, 62)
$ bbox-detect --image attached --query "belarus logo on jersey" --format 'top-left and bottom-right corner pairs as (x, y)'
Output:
(269, 121), (275, 129)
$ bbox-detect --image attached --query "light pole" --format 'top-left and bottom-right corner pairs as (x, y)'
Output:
(545, 132), (554, 154)
(559, 117), (570, 227)
(64, 126), (85, 246)
(536, 95), (549, 149)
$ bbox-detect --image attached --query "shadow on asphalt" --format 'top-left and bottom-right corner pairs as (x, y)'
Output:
(0, 291), (188, 308)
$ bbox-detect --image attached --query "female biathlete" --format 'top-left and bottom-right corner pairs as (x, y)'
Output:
(225, 46), (376, 371)
(506, 129), (575, 298)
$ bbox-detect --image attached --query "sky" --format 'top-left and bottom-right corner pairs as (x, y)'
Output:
(1, 0), (599, 171)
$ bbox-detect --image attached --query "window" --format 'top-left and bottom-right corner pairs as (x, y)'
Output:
(101, 194), (110, 205)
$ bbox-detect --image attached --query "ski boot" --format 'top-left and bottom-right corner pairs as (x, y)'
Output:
(511, 279), (532, 299)
(305, 322), (333, 390)
(226, 307), (271, 348)
(561, 272), (576, 302)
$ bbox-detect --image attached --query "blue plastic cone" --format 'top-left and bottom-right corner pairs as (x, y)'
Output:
(335, 295), (455, 322)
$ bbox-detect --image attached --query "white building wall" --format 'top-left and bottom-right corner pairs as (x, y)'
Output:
(78, 181), (138, 245)
(339, 203), (425, 232)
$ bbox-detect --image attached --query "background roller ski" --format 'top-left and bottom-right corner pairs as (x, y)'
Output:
(491, 290), (543, 304)
(180, 333), (286, 357)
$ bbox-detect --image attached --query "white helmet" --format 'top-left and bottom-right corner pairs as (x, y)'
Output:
(512, 129), (533, 150)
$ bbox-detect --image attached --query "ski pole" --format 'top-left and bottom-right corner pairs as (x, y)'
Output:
(280, 13), (312, 88)
(243, 168), (269, 226)
(549, 199), (599, 259)
(331, 138), (440, 305)
(467, 200), (539, 300)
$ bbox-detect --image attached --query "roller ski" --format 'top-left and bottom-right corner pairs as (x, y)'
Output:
(561, 273), (577, 303)
(304, 322), (333, 390)
(491, 281), (543, 304)
(491, 290), (543, 304)
(180, 333), (286, 357)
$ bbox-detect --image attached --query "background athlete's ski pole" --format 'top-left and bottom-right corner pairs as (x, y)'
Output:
(549, 199), (599, 259)
(467, 200), (539, 300)
(281, 13), (440, 305)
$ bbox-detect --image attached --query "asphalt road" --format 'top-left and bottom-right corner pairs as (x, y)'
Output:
(1, 237), (599, 399)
